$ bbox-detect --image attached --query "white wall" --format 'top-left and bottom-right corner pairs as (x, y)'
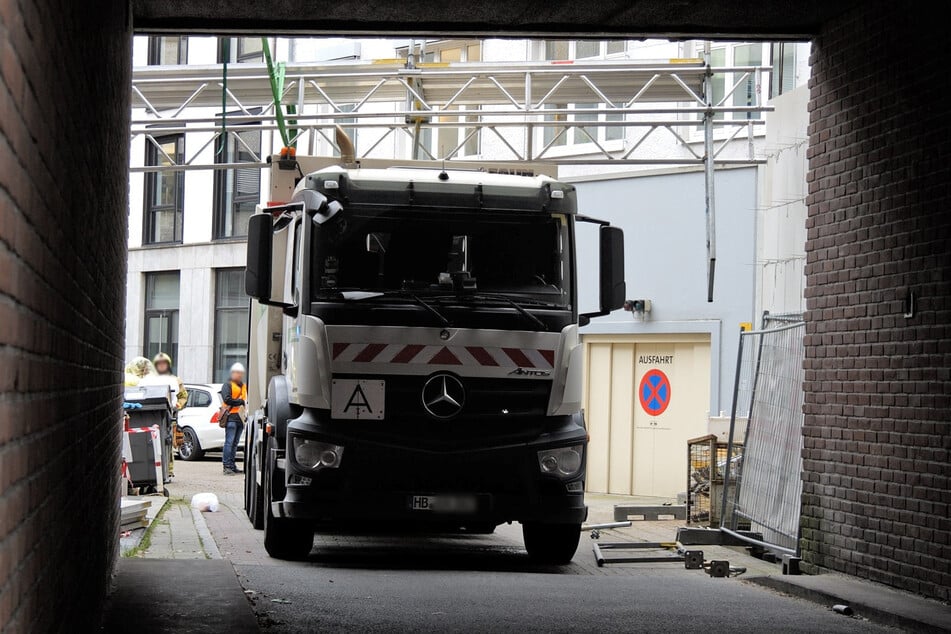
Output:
(755, 85), (809, 319)
(571, 167), (758, 415)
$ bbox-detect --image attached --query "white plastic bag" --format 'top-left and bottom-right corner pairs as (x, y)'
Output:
(190, 492), (220, 512)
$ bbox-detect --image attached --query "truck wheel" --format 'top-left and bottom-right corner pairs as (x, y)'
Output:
(263, 439), (313, 560)
(522, 523), (581, 564)
(267, 376), (299, 443)
(177, 428), (203, 461)
(246, 420), (264, 529)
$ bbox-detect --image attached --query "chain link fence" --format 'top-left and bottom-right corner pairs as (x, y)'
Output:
(720, 316), (805, 555)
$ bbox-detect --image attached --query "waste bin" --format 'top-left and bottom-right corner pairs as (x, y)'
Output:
(124, 385), (174, 486)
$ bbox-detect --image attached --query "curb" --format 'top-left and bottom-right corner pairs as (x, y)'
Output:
(191, 506), (222, 559)
(746, 576), (950, 633)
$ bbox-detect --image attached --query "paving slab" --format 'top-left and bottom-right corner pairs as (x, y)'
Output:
(101, 559), (258, 633)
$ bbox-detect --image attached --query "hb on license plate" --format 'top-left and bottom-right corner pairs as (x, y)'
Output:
(409, 494), (477, 514)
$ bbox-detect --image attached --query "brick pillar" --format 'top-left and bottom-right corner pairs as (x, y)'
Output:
(803, 2), (951, 600)
(0, 1), (131, 629)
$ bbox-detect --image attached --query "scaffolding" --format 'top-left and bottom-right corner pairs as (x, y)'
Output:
(131, 56), (771, 168)
(129, 50), (772, 298)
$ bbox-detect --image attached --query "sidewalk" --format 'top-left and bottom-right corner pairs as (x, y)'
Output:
(140, 499), (221, 560)
(748, 573), (951, 633)
(102, 461), (257, 632)
(101, 559), (258, 633)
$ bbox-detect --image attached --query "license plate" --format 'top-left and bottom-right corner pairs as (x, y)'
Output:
(409, 494), (478, 514)
(331, 379), (385, 420)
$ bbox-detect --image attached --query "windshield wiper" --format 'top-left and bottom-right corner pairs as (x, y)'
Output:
(343, 289), (450, 327)
(406, 292), (451, 327)
(442, 293), (548, 331)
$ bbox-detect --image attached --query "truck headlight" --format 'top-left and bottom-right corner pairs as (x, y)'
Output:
(537, 445), (583, 479)
(292, 437), (344, 471)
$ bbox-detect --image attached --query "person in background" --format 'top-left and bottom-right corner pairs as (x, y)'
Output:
(124, 357), (155, 386)
(220, 363), (248, 475)
(153, 353), (187, 478)
(153, 353), (187, 410)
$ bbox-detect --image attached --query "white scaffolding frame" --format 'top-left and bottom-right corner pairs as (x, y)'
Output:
(129, 53), (772, 299)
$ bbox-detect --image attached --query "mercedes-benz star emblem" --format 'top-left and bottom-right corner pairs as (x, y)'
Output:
(421, 374), (466, 419)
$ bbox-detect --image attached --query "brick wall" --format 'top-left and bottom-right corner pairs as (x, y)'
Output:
(0, 1), (130, 631)
(803, 2), (951, 600)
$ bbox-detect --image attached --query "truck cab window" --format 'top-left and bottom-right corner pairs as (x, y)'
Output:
(312, 209), (568, 305)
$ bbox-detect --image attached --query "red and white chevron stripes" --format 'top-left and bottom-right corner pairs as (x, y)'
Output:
(331, 342), (555, 369)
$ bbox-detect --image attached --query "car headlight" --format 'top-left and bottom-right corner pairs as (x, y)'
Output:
(537, 445), (584, 479)
(292, 437), (344, 471)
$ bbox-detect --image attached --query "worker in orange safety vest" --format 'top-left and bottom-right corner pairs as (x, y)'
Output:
(220, 363), (247, 475)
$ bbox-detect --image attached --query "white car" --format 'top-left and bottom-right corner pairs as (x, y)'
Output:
(177, 383), (245, 461)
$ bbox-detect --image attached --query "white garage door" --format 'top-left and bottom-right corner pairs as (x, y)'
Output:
(583, 334), (711, 498)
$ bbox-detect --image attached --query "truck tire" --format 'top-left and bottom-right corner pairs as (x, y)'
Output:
(522, 522), (581, 564)
(266, 376), (299, 447)
(245, 418), (264, 529)
(263, 438), (313, 560)
(177, 428), (203, 461)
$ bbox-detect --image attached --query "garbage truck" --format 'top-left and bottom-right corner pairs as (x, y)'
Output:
(243, 147), (625, 562)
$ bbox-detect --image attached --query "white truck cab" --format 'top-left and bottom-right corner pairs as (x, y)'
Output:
(244, 159), (625, 562)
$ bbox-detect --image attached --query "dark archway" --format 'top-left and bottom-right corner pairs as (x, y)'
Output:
(0, 1), (946, 629)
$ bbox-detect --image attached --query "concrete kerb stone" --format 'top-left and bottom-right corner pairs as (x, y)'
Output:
(192, 506), (222, 560)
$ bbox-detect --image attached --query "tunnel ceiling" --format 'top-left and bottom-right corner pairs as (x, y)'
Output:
(132, 0), (859, 38)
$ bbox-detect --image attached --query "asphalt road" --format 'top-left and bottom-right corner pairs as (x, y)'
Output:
(173, 459), (891, 634)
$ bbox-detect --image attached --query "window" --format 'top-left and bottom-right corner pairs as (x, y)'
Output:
(542, 41), (626, 61)
(214, 120), (261, 239)
(218, 37), (265, 64)
(143, 134), (184, 244)
(770, 43), (797, 98)
(439, 46), (462, 63)
(336, 104), (358, 158)
(544, 41), (570, 61)
(537, 43), (627, 149)
(605, 41), (626, 56)
(462, 113), (480, 157)
(144, 272), (180, 366)
(575, 41), (600, 59)
(703, 43), (766, 122)
(186, 389), (212, 408)
(732, 44), (763, 119)
(214, 269), (249, 383)
(147, 36), (187, 65)
(312, 211), (570, 308)
(396, 40), (481, 64)
(543, 104), (568, 148)
(541, 103), (622, 150)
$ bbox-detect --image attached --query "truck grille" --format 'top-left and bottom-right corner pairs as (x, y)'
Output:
(330, 373), (552, 450)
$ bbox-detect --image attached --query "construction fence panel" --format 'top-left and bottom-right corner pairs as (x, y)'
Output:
(721, 319), (805, 555)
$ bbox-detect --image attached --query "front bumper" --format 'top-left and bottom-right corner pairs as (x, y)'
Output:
(275, 410), (587, 526)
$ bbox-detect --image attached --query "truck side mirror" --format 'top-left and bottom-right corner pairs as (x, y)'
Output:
(246, 204), (301, 307)
(579, 219), (626, 325)
(246, 214), (273, 300)
(599, 226), (625, 313)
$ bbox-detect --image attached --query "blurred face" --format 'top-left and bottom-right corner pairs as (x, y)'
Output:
(231, 370), (244, 383)
(155, 361), (170, 374)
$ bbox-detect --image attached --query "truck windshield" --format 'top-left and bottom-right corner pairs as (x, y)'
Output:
(312, 208), (570, 308)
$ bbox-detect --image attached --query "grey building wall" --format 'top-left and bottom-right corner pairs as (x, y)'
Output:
(572, 167), (758, 414)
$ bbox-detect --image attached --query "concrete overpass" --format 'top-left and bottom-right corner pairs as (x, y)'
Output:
(0, 0), (947, 629)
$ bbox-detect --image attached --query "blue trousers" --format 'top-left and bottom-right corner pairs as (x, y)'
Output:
(223, 418), (244, 470)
